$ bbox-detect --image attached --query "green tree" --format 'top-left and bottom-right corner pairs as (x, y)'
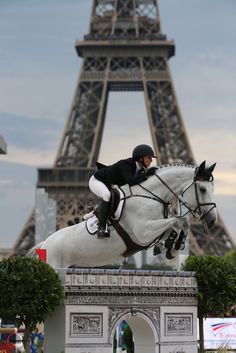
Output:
(123, 324), (134, 353)
(183, 255), (236, 352)
(0, 256), (64, 353)
(224, 247), (236, 268)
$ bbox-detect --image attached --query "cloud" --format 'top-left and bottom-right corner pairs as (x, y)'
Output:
(0, 146), (55, 167)
(214, 171), (236, 196)
(0, 112), (61, 166)
(215, 194), (236, 240)
(0, 74), (77, 121)
(191, 131), (236, 169)
(0, 161), (36, 247)
(0, 111), (62, 147)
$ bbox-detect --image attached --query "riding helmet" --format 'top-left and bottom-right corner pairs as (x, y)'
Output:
(132, 144), (157, 160)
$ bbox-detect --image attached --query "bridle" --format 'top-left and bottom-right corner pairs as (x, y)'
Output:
(124, 172), (216, 222)
(185, 176), (216, 221)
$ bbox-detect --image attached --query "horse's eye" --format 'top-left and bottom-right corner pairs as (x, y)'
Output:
(200, 187), (206, 194)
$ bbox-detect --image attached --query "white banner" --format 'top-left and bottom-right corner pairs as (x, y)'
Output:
(203, 318), (236, 349)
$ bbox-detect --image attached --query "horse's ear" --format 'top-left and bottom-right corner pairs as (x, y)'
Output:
(207, 162), (216, 174)
(196, 161), (206, 178)
(195, 161), (216, 181)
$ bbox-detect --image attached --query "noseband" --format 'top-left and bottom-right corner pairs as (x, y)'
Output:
(176, 176), (216, 221)
(192, 178), (216, 220)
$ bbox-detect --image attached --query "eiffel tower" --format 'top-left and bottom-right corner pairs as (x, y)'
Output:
(11, 0), (234, 257)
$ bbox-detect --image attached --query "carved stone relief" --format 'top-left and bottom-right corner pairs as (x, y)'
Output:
(70, 313), (103, 338)
(65, 293), (197, 306)
(165, 313), (193, 336)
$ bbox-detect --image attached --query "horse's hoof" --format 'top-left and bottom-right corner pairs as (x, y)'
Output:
(166, 249), (175, 260)
(165, 230), (178, 250)
(175, 230), (187, 251)
(153, 244), (161, 256)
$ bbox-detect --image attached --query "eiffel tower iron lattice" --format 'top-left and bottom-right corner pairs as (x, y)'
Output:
(12, 0), (234, 257)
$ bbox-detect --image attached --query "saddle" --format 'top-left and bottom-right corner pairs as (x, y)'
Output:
(85, 188), (125, 234)
(101, 188), (121, 219)
(85, 188), (148, 257)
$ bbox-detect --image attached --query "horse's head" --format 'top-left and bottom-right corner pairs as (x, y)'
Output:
(183, 161), (217, 229)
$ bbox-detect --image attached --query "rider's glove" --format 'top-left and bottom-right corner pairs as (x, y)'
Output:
(146, 167), (157, 176)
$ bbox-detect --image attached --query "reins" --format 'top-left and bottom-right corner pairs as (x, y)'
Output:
(154, 174), (200, 219)
(121, 171), (216, 221)
(125, 183), (170, 219)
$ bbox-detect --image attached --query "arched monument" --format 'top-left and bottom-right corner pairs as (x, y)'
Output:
(44, 268), (198, 353)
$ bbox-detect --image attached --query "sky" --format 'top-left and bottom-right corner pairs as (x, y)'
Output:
(0, 0), (235, 248)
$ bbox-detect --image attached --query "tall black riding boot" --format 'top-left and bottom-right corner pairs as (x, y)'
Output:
(97, 200), (110, 239)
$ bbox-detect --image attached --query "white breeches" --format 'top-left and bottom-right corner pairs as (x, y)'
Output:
(89, 175), (111, 202)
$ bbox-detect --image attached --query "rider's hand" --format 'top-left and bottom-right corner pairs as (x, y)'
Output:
(146, 167), (157, 176)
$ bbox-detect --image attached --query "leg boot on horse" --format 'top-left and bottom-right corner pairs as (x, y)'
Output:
(97, 200), (110, 239)
(153, 228), (178, 257)
(166, 229), (187, 259)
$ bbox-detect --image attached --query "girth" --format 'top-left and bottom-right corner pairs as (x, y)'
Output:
(110, 219), (147, 257)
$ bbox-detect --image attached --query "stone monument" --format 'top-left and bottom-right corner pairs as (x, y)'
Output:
(44, 268), (198, 353)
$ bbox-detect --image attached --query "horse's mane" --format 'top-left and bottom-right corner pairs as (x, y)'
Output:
(156, 163), (196, 170)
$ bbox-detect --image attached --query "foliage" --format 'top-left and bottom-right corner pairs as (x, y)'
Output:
(123, 324), (134, 353)
(224, 247), (236, 268)
(183, 255), (236, 318)
(0, 256), (64, 353)
(183, 255), (236, 352)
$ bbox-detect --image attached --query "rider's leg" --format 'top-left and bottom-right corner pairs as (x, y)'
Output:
(97, 200), (110, 238)
(89, 176), (111, 238)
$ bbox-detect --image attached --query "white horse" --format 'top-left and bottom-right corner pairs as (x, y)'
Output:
(34, 161), (217, 268)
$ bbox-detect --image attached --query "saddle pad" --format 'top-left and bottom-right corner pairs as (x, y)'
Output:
(86, 214), (99, 235)
(85, 187), (125, 235)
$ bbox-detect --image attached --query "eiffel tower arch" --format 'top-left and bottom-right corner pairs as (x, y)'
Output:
(12, 0), (234, 257)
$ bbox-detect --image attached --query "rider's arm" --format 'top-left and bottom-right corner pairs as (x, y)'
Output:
(121, 161), (148, 186)
(127, 172), (148, 186)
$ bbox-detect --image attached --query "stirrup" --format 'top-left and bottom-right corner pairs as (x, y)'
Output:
(104, 228), (110, 238)
(97, 228), (106, 239)
(97, 227), (110, 239)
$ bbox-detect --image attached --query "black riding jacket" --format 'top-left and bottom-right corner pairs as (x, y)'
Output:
(94, 158), (147, 187)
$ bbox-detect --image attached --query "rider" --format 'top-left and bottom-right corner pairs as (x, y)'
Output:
(89, 144), (157, 238)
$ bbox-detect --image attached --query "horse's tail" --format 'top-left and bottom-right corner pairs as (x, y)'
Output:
(26, 241), (44, 258)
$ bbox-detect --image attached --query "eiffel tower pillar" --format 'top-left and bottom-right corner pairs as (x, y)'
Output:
(12, 0), (234, 257)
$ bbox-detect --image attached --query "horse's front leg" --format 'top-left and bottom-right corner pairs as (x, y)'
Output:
(129, 217), (178, 246)
(152, 216), (188, 255)
(166, 216), (190, 259)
